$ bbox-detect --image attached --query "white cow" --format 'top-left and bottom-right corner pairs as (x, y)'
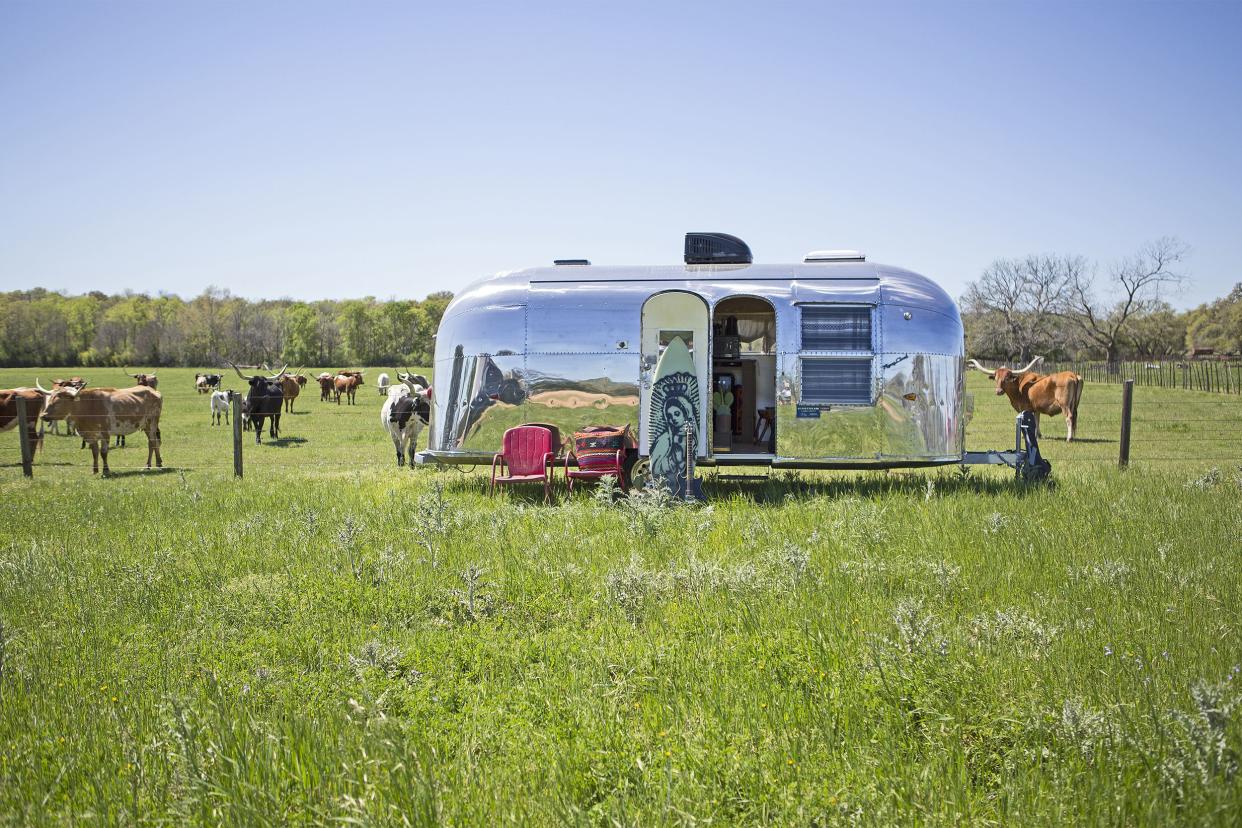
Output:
(210, 390), (231, 426)
(377, 372), (390, 396)
(379, 373), (431, 467)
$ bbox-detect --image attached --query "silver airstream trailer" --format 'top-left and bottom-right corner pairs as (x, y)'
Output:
(420, 233), (1025, 477)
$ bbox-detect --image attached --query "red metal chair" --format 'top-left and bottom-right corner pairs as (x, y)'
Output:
(491, 425), (556, 502)
(565, 448), (627, 494)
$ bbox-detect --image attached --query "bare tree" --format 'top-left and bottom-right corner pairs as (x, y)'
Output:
(1066, 237), (1189, 368)
(961, 254), (1085, 362)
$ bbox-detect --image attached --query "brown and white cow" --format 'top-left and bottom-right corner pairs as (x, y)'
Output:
(1, 388), (46, 458)
(334, 370), (364, 405)
(316, 372), (334, 402)
(37, 380), (163, 474)
(968, 357), (1084, 442)
(123, 368), (159, 389)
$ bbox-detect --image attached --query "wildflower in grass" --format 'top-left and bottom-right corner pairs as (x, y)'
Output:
(1184, 467), (1223, 490)
(763, 542), (811, 586)
(449, 565), (493, 622)
(1069, 559), (1133, 587)
(348, 640), (418, 685)
(1160, 678), (1240, 797)
(968, 608), (1058, 656)
(890, 598), (942, 656)
(984, 512), (1009, 536)
(1055, 698), (1115, 762)
(920, 560), (961, 594)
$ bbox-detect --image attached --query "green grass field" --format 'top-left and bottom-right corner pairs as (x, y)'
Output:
(2, 368), (1240, 825)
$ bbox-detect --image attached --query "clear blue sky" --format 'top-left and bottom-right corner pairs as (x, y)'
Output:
(1, 0), (1239, 307)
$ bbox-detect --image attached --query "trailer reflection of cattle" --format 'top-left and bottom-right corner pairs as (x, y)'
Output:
(419, 233), (987, 477)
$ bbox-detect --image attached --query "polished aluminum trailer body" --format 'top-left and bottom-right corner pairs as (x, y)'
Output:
(423, 261), (966, 469)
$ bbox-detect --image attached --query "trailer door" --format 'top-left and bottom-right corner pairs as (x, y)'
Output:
(640, 291), (710, 457)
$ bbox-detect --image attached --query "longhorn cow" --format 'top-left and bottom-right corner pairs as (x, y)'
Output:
(316, 372), (335, 402)
(210, 389), (231, 425)
(334, 370), (363, 405)
(45, 378), (86, 435)
(123, 368), (158, 389)
(230, 363), (285, 444)
(37, 380), (162, 474)
(968, 357), (1084, 442)
(279, 368), (304, 413)
(380, 372), (431, 466)
(0, 388), (46, 458)
(196, 373), (222, 394)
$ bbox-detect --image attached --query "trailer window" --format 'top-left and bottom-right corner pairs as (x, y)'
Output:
(800, 358), (873, 406)
(800, 305), (871, 351)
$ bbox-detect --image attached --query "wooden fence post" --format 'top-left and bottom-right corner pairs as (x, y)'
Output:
(16, 396), (33, 479)
(1119, 379), (1134, 469)
(231, 392), (243, 478)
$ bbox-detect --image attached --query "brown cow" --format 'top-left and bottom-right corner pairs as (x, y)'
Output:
(279, 369), (303, 413)
(968, 357), (1084, 442)
(37, 380), (163, 474)
(123, 367), (159, 389)
(335, 370), (364, 405)
(317, 372), (335, 402)
(1, 388), (46, 459)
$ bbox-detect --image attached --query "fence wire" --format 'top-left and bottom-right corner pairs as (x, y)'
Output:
(6, 381), (1241, 478)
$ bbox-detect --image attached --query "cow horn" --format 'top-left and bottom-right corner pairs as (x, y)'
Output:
(1013, 356), (1043, 374)
(967, 359), (996, 378)
(268, 363), (288, 379)
(228, 361), (250, 380)
(34, 378), (50, 394)
(123, 366), (137, 378)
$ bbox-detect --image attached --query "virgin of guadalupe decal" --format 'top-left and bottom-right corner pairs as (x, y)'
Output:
(648, 335), (700, 495)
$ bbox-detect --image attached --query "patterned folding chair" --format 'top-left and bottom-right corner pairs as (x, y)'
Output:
(565, 425), (632, 494)
(490, 425), (556, 502)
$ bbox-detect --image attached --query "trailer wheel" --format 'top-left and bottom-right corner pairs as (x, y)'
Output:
(624, 454), (649, 491)
(1016, 455), (1052, 483)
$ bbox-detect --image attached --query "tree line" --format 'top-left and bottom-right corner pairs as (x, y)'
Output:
(0, 287), (453, 369)
(961, 237), (1241, 365)
(4, 239), (1239, 370)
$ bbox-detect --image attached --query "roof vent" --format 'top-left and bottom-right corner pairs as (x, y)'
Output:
(685, 232), (752, 265)
(804, 249), (864, 261)
(804, 249), (866, 262)
(553, 259), (591, 266)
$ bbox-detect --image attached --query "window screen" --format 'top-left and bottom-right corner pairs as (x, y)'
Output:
(801, 305), (872, 351)
(801, 358), (873, 405)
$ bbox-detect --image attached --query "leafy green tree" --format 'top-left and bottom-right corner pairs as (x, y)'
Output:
(1186, 283), (1242, 354)
(337, 299), (377, 366)
(283, 303), (322, 365)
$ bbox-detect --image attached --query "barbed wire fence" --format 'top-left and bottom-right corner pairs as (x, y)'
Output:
(9, 379), (1242, 480)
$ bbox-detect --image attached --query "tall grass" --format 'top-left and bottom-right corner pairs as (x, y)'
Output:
(1, 368), (1239, 825)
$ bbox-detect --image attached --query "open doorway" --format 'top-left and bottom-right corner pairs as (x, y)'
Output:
(712, 296), (776, 456)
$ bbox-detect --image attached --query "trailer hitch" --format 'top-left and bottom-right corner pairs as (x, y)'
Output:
(1014, 410), (1051, 482)
(959, 410), (1051, 481)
